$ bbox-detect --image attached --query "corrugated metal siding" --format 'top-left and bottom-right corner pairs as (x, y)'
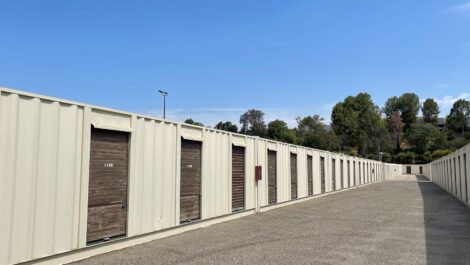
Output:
(427, 144), (470, 205)
(201, 129), (231, 219)
(0, 88), (404, 265)
(296, 148), (307, 198)
(244, 137), (257, 210)
(0, 92), (83, 264)
(128, 118), (177, 236)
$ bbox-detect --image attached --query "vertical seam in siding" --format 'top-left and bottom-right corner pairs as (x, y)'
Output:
(152, 121), (158, 231)
(7, 95), (20, 264)
(71, 105), (83, 250)
(228, 134), (232, 213)
(174, 124), (181, 225)
(51, 103), (62, 251)
(29, 98), (42, 258)
(77, 106), (91, 247)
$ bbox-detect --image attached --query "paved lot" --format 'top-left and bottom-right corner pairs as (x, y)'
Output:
(72, 176), (470, 265)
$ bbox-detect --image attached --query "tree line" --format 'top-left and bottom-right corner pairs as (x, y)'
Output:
(184, 93), (470, 163)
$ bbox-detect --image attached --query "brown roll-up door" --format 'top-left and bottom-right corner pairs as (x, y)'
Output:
(340, 159), (344, 189)
(268, 150), (277, 204)
(180, 139), (202, 223)
(290, 153), (298, 199)
(463, 154), (468, 203)
(232, 146), (245, 212)
(331, 159), (336, 191)
(307, 155), (313, 196)
(353, 161), (356, 186)
(320, 157), (325, 193)
(347, 160), (350, 187)
(464, 154), (468, 203)
(87, 128), (129, 243)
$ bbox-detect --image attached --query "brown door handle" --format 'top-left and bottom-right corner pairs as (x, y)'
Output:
(122, 201), (127, 209)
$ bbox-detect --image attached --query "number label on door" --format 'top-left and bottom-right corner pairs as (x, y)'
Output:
(104, 163), (114, 168)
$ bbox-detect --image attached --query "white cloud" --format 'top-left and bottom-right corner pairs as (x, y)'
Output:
(432, 93), (470, 115)
(145, 103), (335, 128)
(450, 2), (470, 14)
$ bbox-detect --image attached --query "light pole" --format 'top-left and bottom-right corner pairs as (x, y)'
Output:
(158, 90), (168, 119)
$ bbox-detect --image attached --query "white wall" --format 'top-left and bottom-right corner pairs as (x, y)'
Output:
(0, 88), (402, 265)
(426, 144), (470, 205)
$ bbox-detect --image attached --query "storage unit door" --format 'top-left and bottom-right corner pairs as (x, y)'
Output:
(180, 140), (202, 223)
(307, 155), (313, 196)
(268, 150), (277, 204)
(232, 146), (245, 211)
(290, 153), (298, 199)
(353, 162), (356, 186)
(406, 166), (411, 174)
(87, 128), (129, 243)
(340, 159), (344, 189)
(320, 157), (325, 193)
(331, 159), (336, 191)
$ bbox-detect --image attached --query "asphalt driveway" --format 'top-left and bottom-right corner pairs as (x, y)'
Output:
(71, 175), (470, 265)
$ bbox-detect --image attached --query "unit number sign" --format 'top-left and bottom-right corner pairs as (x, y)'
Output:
(104, 163), (114, 168)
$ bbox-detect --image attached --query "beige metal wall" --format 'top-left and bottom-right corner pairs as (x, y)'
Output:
(0, 88), (402, 265)
(426, 144), (470, 206)
(0, 92), (84, 265)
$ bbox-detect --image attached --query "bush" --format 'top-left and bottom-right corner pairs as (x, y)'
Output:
(431, 149), (452, 160)
(448, 138), (469, 150)
(464, 131), (470, 140)
(423, 151), (433, 163)
(444, 128), (456, 141)
(347, 148), (358, 157)
(381, 152), (392, 162)
(394, 151), (416, 164)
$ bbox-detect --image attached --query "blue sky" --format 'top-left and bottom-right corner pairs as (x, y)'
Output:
(1, 1), (470, 127)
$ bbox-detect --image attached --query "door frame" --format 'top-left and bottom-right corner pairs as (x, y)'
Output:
(179, 138), (203, 224)
(86, 126), (131, 245)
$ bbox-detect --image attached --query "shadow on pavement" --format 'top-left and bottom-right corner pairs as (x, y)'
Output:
(416, 175), (470, 265)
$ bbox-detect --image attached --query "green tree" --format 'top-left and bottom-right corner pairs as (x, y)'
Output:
(296, 115), (335, 150)
(239, 109), (267, 137)
(331, 93), (387, 155)
(398, 93), (420, 130)
(422, 98), (440, 124)
(381, 152), (392, 162)
(404, 123), (447, 154)
(423, 151), (433, 163)
(184, 118), (204, 127)
(383, 93), (420, 131)
(267, 119), (298, 144)
(383, 96), (400, 117)
(446, 99), (470, 136)
(214, 121), (238, 133)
